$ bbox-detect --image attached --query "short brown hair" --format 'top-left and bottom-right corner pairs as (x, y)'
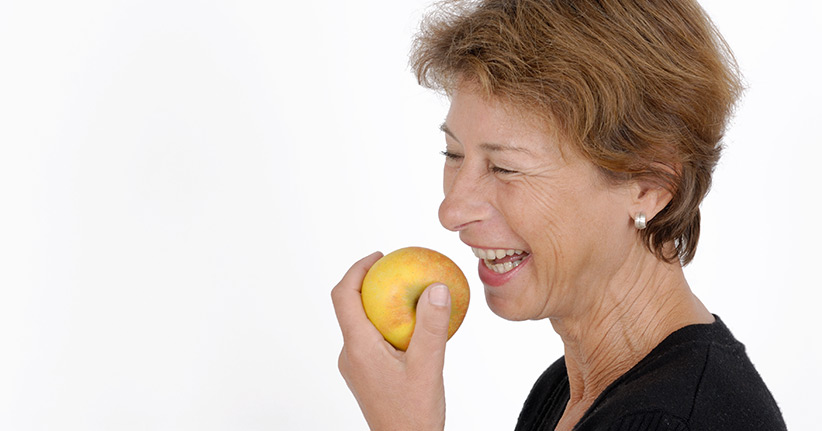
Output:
(411, 0), (743, 265)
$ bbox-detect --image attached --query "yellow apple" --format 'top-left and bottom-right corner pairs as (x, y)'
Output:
(361, 247), (470, 351)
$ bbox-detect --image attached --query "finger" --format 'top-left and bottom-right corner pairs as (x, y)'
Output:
(406, 283), (451, 372)
(331, 251), (384, 343)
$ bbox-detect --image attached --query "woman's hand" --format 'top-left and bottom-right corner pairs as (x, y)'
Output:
(332, 252), (452, 431)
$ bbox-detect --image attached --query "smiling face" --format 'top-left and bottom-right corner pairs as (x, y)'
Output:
(439, 86), (643, 321)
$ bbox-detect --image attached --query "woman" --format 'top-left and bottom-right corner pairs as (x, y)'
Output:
(332, 0), (787, 429)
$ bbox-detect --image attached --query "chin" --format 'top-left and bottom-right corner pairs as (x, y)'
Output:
(484, 287), (533, 321)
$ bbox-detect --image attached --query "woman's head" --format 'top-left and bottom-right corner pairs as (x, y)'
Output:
(411, 0), (743, 265)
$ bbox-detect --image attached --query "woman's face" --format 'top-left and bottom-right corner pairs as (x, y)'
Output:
(439, 86), (639, 321)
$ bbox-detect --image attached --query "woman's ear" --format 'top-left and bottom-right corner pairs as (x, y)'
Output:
(628, 179), (673, 223)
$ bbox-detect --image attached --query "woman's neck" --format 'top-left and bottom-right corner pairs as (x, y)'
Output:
(549, 249), (714, 430)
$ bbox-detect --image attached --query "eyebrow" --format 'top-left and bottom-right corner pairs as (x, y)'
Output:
(440, 122), (535, 156)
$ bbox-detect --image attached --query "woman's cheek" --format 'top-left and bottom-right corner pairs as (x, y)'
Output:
(499, 178), (565, 249)
(504, 177), (564, 229)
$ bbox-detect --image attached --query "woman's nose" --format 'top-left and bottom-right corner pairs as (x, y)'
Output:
(438, 167), (491, 232)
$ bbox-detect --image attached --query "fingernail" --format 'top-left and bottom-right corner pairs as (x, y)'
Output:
(429, 284), (449, 306)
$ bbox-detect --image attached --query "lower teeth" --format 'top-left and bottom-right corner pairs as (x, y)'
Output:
(483, 258), (523, 274)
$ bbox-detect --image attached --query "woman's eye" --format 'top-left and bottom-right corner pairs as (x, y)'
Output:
(440, 150), (463, 161)
(491, 165), (518, 175)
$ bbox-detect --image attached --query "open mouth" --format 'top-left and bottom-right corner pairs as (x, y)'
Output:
(471, 247), (530, 274)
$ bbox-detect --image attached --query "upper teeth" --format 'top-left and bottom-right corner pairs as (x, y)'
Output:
(471, 247), (525, 260)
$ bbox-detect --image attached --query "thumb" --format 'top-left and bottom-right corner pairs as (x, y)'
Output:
(406, 283), (451, 370)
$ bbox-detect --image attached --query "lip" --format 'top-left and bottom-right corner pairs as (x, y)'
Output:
(477, 253), (531, 287)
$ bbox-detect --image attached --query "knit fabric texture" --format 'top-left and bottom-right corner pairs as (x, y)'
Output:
(514, 316), (786, 431)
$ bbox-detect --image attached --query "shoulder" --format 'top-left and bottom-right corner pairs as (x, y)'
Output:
(578, 316), (786, 431)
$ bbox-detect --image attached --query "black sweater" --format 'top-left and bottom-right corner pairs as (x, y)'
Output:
(514, 316), (787, 430)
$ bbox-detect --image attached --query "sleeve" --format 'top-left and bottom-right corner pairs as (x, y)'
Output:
(605, 411), (689, 431)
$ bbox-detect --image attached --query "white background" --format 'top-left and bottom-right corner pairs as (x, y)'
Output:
(0, 0), (819, 430)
